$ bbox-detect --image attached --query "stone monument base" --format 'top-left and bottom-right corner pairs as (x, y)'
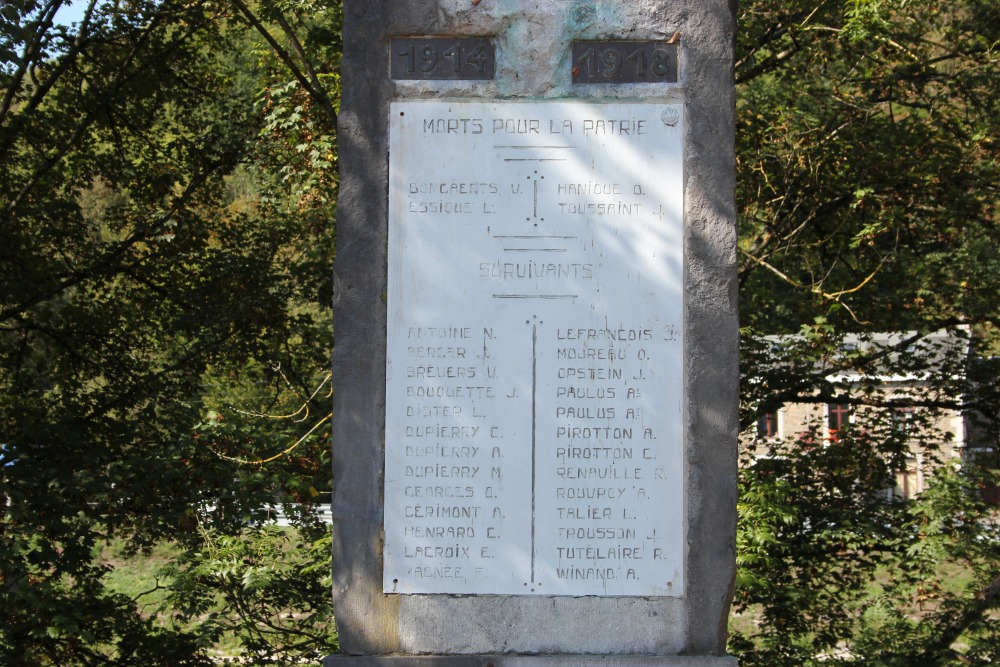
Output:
(325, 656), (737, 667)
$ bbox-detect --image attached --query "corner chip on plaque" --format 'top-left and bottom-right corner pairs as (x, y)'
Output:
(572, 40), (679, 84)
(391, 37), (495, 81)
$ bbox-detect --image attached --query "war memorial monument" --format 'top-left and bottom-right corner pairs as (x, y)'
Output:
(329, 1), (738, 664)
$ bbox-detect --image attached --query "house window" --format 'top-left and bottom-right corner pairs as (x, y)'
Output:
(757, 412), (779, 439)
(827, 403), (852, 433)
(894, 456), (920, 500)
(892, 407), (915, 434)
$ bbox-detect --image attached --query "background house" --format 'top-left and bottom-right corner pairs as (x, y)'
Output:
(743, 328), (979, 500)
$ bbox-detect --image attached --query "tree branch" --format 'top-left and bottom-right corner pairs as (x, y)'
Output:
(907, 574), (1000, 665)
(0, 0), (64, 126)
(270, 9), (338, 129)
(0, 0), (101, 155)
(3, 10), (177, 214)
(229, 0), (337, 130)
(1, 153), (228, 326)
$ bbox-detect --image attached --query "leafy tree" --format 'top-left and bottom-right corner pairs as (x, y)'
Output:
(732, 1), (1000, 664)
(737, 0), (998, 331)
(1, 0), (339, 663)
(4, 0), (996, 664)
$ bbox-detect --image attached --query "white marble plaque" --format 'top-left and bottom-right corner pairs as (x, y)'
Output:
(384, 101), (684, 596)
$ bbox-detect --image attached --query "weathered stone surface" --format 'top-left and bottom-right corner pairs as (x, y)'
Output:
(332, 0), (737, 658)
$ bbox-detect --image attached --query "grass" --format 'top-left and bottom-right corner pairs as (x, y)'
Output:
(97, 539), (180, 616)
(93, 525), (337, 662)
(729, 554), (988, 662)
(95, 537), (246, 658)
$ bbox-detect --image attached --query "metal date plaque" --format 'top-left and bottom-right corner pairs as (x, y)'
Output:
(391, 37), (495, 80)
(572, 40), (679, 84)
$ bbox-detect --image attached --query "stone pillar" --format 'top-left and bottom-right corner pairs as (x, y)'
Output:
(330, 1), (737, 663)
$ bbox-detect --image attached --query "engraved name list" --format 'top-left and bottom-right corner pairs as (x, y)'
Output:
(385, 101), (685, 597)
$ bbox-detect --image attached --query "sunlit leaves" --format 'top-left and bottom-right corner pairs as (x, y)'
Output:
(737, 0), (999, 331)
(1, 1), (338, 663)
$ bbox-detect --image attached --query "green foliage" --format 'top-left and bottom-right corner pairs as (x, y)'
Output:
(1, 0), (340, 663)
(734, 450), (1000, 666)
(3, 0), (997, 663)
(737, 0), (999, 330)
(163, 523), (338, 665)
(734, 0), (1000, 663)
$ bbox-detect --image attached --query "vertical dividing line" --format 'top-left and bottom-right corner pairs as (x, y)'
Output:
(533, 180), (538, 218)
(530, 323), (537, 583)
